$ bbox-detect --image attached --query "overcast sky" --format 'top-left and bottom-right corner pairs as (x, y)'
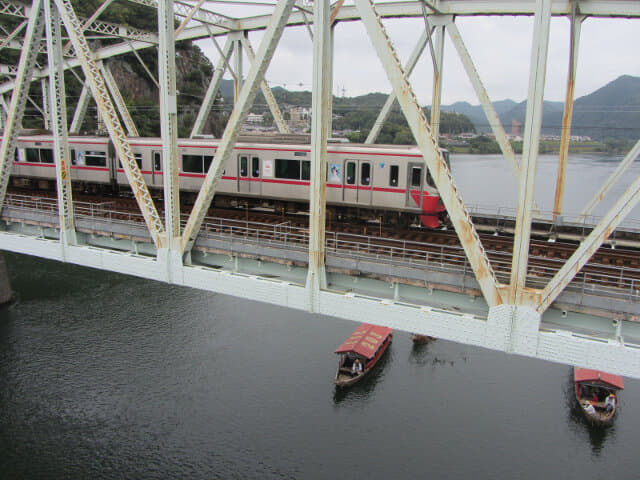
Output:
(196, 7), (640, 106)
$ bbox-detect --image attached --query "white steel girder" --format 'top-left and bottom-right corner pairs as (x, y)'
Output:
(364, 27), (431, 145)
(180, 0), (297, 254)
(508, 0), (552, 305)
(353, 0), (503, 307)
(40, 77), (50, 129)
(99, 61), (139, 137)
(44, 0), (76, 246)
(158, 0), (181, 251)
(553, 7), (584, 222)
(53, 0), (166, 247)
(239, 34), (290, 134)
(0, 0), (45, 213)
(189, 36), (233, 138)
(305, 0), (331, 310)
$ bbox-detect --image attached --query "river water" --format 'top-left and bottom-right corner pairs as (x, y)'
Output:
(1, 154), (639, 478)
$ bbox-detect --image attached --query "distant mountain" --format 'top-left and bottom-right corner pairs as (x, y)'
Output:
(220, 75), (640, 141)
(442, 75), (640, 140)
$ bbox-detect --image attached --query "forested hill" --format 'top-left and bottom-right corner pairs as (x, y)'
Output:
(221, 80), (476, 144)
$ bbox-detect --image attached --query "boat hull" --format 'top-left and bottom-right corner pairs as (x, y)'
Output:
(334, 334), (392, 388)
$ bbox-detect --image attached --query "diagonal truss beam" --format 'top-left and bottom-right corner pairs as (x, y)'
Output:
(239, 34), (290, 134)
(579, 139), (640, 220)
(53, 0), (165, 247)
(99, 60), (139, 137)
(0, 20), (27, 53)
(354, 0), (503, 307)
(538, 173), (640, 313)
(181, 0), (297, 254)
(0, 0), (45, 212)
(447, 21), (521, 186)
(190, 35), (233, 138)
(69, 82), (90, 133)
(365, 27), (431, 144)
(44, 0), (76, 245)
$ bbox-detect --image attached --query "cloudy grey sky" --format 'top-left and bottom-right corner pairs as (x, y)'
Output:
(196, 7), (640, 106)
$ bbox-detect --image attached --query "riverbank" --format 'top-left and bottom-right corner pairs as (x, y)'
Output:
(444, 138), (632, 155)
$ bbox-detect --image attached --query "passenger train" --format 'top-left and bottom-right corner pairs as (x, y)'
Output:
(10, 133), (448, 228)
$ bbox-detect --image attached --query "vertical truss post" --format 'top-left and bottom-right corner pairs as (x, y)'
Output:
(40, 78), (50, 129)
(305, 0), (330, 310)
(190, 36), (233, 138)
(509, 0), (552, 305)
(328, 24), (334, 136)
(447, 22), (521, 185)
(430, 20), (446, 142)
(539, 174), (640, 313)
(365, 28), (430, 144)
(240, 34), (290, 134)
(180, 0), (296, 254)
(579, 139), (640, 219)
(554, 8), (584, 222)
(44, 0), (76, 245)
(0, 0), (45, 211)
(99, 61), (139, 137)
(158, 0), (181, 253)
(232, 33), (243, 104)
(53, 0), (165, 247)
(70, 83), (90, 134)
(354, 0), (502, 307)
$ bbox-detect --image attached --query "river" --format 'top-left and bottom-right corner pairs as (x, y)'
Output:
(0, 154), (638, 478)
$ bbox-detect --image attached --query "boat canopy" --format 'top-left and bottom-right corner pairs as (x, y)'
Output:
(334, 323), (393, 360)
(575, 367), (624, 390)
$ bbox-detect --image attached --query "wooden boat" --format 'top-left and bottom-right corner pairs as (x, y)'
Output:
(334, 323), (393, 387)
(574, 367), (624, 426)
(411, 334), (436, 344)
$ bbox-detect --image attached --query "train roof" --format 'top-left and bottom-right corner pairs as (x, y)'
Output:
(17, 132), (430, 156)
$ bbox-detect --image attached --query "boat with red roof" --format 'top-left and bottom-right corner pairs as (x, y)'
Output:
(574, 367), (624, 426)
(334, 323), (393, 387)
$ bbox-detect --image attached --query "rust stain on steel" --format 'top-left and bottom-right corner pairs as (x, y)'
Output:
(554, 77), (575, 218)
(330, 0), (345, 24)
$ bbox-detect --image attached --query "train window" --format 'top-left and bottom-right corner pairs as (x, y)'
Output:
(154, 152), (161, 171)
(346, 161), (355, 185)
(389, 165), (399, 187)
(301, 161), (310, 181)
(275, 159), (300, 180)
(203, 156), (213, 172)
(361, 162), (371, 186)
(85, 151), (107, 167)
(240, 156), (248, 177)
(40, 149), (54, 164)
(70, 149), (76, 165)
(25, 148), (38, 163)
(426, 169), (435, 187)
(411, 167), (421, 187)
(134, 153), (143, 169)
(252, 157), (260, 178)
(183, 154), (203, 173)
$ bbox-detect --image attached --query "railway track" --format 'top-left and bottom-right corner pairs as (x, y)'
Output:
(7, 188), (640, 293)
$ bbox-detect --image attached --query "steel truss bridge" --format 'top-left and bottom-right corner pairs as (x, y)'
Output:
(0, 0), (639, 377)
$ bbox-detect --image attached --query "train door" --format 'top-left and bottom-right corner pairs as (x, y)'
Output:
(406, 162), (423, 209)
(238, 155), (250, 193)
(238, 155), (260, 194)
(152, 150), (162, 186)
(343, 160), (373, 204)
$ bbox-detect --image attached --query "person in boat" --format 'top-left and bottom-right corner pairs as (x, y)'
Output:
(352, 358), (363, 375)
(584, 402), (597, 416)
(605, 393), (616, 413)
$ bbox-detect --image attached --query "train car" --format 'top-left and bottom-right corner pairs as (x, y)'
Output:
(11, 134), (449, 228)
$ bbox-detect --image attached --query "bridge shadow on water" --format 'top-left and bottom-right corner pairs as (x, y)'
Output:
(332, 345), (393, 405)
(564, 370), (617, 456)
